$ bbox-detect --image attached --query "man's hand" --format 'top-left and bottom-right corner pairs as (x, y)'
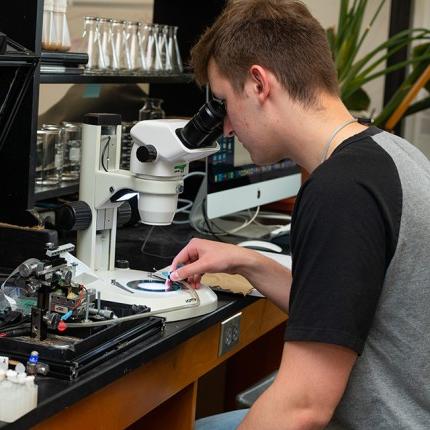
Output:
(169, 238), (250, 288)
(170, 238), (292, 311)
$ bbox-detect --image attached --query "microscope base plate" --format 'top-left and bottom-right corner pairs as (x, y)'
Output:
(87, 268), (218, 322)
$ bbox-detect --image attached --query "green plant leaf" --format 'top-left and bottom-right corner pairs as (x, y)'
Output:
(329, 0), (430, 128)
(343, 87), (371, 111)
(405, 96), (430, 116)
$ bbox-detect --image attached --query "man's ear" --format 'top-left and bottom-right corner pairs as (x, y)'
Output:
(249, 65), (270, 101)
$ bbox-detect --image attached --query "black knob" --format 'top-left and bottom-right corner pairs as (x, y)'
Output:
(56, 201), (92, 231)
(117, 202), (132, 227)
(136, 145), (157, 162)
(115, 259), (130, 269)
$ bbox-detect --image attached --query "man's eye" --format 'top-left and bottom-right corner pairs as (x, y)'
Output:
(213, 96), (225, 105)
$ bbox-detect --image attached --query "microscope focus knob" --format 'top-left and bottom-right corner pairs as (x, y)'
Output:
(136, 145), (157, 162)
(56, 201), (92, 231)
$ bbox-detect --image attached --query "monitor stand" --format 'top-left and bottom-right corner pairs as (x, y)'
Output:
(189, 178), (290, 239)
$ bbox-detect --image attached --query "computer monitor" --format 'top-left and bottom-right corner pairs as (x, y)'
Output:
(206, 135), (301, 218)
(190, 135), (301, 237)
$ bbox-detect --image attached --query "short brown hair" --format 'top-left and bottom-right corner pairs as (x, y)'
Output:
(190, 0), (339, 107)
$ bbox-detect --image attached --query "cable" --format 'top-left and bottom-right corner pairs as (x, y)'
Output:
(172, 198), (194, 225)
(0, 60), (38, 154)
(0, 69), (19, 118)
(140, 225), (155, 253)
(183, 171), (206, 180)
(212, 207), (261, 236)
(201, 197), (228, 242)
(101, 136), (111, 172)
(175, 198), (193, 213)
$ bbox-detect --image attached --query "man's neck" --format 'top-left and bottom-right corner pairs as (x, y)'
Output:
(275, 94), (368, 173)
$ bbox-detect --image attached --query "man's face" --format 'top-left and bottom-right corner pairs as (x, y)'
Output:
(208, 60), (282, 165)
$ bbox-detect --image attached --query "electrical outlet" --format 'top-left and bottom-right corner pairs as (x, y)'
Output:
(218, 312), (242, 356)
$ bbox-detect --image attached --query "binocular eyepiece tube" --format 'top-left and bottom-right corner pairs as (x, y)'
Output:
(176, 98), (226, 149)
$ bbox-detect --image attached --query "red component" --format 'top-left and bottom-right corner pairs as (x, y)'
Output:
(0, 333), (7, 337)
(57, 320), (68, 332)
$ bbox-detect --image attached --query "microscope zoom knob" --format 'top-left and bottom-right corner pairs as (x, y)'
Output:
(117, 201), (132, 227)
(136, 145), (157, 162)
(56, 201), (92, 231)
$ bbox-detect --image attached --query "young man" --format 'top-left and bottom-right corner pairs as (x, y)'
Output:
(170, 1), (430, 428)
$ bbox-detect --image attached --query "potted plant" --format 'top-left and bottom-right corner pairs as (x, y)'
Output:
(326, 0), (430, 129)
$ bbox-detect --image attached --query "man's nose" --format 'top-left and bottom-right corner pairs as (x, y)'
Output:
(223, 117), (234, 137)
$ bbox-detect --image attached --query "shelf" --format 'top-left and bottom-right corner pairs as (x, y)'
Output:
(40, 72), (194, 84)
(34, 182), (79, 201)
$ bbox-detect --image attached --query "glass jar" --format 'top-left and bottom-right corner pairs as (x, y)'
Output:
(41, 124), (64, 184)
(36, 128), (62, 185)
(61, 122), (81, 181)
(139, 98), (166, 120)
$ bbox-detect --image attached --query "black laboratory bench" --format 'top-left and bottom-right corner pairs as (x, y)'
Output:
(0, 223), (289, 430)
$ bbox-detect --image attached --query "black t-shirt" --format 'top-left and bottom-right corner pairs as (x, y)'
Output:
(284, 127), (401, 354)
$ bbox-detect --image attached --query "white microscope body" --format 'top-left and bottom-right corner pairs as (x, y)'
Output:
(74, 112), (222, 321)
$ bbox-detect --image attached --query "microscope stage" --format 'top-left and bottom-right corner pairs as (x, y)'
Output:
(88, 268), (218, 322)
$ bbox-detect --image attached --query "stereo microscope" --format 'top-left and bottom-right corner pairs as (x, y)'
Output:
(59, 99), (226, 321)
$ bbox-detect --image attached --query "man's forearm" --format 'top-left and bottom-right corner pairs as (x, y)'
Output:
(237, 251), (292, 312)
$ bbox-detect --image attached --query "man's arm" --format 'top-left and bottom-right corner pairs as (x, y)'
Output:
(170, 238), (292, 311)
(239, 341), (357, 430)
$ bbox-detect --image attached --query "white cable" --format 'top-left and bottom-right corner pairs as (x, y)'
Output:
(175, 199), (193, 213)
(183, 171), (206, 180)
(171, 172), (207, 225)
(204, 206), (261, 237)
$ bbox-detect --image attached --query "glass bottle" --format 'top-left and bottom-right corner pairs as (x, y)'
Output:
(168, 26), (183, 73)
(137, 22), (147, 72)
(53, 0), (71, 51)
(145, 24), (162, 73)
(42, 0), (58, 51)
(139, 98), (165, 120)
(80, 16), (98, 72)
(158, 25), (172, 73)
(120, 20), (133, 72)
(125, 22), (140, 72)
(138, 98), (152, 120)
(110, 19), (122, 72)
(98, 18), (113, 72)
(150, 98), (166, 119)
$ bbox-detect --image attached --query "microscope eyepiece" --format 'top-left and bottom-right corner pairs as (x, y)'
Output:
(176, 98), (226, 149)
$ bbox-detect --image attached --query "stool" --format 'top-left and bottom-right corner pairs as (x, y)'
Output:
(235, 371), (278, 408)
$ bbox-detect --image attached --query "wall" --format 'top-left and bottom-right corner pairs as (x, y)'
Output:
(304, 0), (390, 117)
(404, 0), (430, 158)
